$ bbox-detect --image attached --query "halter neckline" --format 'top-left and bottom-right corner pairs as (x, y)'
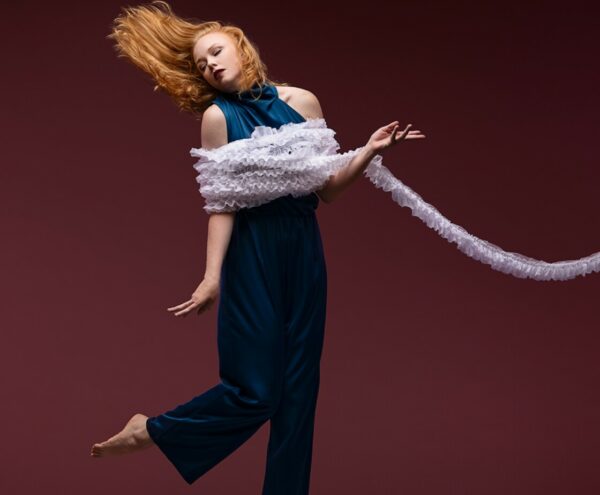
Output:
(221, 82), (276, 102)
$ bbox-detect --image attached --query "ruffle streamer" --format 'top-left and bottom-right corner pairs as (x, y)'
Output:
(190, 118), (600, 281)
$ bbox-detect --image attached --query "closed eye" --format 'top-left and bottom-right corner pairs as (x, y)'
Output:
(198, 48), (222, 72)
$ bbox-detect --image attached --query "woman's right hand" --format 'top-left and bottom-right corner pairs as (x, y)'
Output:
(167, 277), (220, 317)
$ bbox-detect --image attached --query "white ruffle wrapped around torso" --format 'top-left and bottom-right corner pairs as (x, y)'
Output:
(190, 118), (367, 213)
(189, 118), (600, 281)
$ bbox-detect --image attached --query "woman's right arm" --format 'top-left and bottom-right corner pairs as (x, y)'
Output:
(168, 105), (234, 317)
(203, 212), (235, 287)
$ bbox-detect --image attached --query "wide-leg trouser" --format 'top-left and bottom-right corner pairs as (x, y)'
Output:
(146, 207), (327, 494)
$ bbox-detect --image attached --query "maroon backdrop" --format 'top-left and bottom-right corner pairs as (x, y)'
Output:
(2, 1), (600, 494)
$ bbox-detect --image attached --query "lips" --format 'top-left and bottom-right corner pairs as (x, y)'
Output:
(213, 69), (225, 79)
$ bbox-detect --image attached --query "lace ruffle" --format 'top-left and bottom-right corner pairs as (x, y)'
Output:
(190, 118), (600, 281)
(190, 118), (364, 212)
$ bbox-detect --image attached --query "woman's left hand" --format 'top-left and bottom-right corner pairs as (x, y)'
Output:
(366, 121), (426, 153)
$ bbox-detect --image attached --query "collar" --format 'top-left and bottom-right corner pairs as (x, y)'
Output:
(221, 82), (276, 102)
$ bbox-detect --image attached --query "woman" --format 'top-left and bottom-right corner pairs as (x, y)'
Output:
(91, 1), (417, 492)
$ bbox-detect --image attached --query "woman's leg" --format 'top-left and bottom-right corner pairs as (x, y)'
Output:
(146, 213), (288, 485)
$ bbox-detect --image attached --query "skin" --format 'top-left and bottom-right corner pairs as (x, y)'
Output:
(90, 30), (425, 459)
(169, 31), (426, 319)
(192, 31), (245, 94)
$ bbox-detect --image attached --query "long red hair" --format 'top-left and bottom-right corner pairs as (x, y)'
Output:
(107, 0), (288, 119)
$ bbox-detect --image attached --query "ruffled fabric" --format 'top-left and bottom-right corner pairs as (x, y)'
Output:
(190, 118), (600, 281)
(190, 118), (360, 213)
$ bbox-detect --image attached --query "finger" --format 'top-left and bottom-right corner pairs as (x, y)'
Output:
(170, 299), (198, 313)
(399, 124), (412, 139)
(393, 124), (408, 142)
(174, 304), (196, 316)
(167, 300), (195, 311)
(387, 126), (398, 144)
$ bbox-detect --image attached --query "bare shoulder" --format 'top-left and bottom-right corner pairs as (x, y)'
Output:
(275, 85), (323, 120)
(201, 103), (228, 149)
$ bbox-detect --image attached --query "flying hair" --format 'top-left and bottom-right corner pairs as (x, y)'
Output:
(107, 0), (288, 119)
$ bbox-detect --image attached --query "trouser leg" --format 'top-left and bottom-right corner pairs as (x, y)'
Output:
(262, 215), (328, 495)
(147, 214), (287, 485)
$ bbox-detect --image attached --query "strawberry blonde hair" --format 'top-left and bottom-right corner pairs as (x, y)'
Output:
(107, 1), (288, 119)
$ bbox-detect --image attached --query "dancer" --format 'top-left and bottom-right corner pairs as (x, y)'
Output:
(91, 1), (422, 492)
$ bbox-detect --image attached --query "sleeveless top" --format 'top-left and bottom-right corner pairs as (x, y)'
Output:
(211, 82), (320, 216)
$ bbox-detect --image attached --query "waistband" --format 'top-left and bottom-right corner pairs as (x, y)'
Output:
(238, 193), (319, 217)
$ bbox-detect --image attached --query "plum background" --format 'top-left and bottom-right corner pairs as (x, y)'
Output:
(2, 1), (599, 494)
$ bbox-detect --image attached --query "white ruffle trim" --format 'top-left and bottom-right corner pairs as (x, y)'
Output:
(190, 118), (600, 281)
(363, 158), (600, 281)
(190, 118), (364, 213)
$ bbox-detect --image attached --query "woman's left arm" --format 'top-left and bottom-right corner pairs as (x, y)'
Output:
(298, 91), (426, 203)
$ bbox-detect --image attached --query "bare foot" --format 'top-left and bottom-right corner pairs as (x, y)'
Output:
(91, 413), (154, 458)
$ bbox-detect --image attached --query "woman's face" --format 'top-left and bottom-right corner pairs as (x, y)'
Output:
(193, 32), (243, 93)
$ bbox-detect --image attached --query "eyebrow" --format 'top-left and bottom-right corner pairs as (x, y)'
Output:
(195, 43), (220, 65)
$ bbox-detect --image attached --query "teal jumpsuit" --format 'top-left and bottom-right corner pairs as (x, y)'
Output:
(145, 82), (328, 495)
